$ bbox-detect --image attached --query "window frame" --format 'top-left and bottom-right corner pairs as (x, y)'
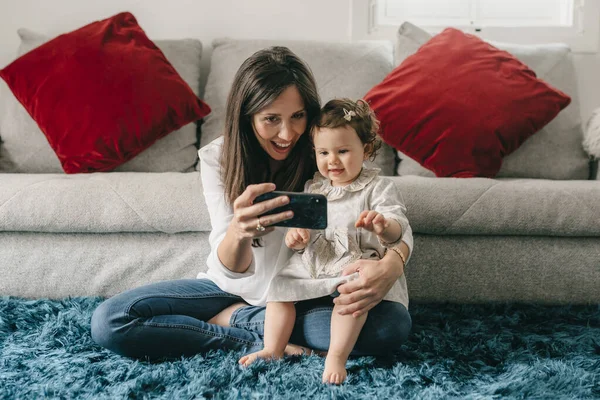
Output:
(350, 0), (600, 53)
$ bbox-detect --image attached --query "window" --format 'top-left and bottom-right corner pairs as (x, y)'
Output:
(351, 0), (599, 53)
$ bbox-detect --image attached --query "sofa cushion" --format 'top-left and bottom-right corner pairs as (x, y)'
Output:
(396, 176), (600, 236)
(199, 38), (397, 176)
(394, 23), (589, 180)
(0, 172), (211, 233)
(0, 21), (207, 173)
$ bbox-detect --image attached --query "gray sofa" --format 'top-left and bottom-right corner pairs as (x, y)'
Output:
(1, 24), (598, 304)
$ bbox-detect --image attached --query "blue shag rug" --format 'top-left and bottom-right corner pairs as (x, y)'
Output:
(1, 297), (599, 399)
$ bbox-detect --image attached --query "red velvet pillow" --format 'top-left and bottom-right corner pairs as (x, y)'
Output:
(365, 28), (571, 178)
(0, 12), (211, 173)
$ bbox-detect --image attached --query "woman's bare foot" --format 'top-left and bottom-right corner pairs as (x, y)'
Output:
(284, 343), (308, 356)
(322, 354), (348, 385)
(208, 302), (246, 327)
(239, 349), (283, 367)
(284, 343), (327, 357)
(240, 344), (325, 367)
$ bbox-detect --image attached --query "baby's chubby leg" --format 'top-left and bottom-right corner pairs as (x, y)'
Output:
(239, 301), (296, 366)
(323, 305), (367, 384)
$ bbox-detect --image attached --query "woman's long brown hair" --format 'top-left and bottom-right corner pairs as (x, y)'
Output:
(221, 46), (321, 206)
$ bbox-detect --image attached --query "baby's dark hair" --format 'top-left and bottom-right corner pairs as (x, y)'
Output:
(312, 98), (382, 161)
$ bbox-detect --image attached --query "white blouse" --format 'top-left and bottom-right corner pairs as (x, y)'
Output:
(197, 137), (414, 307)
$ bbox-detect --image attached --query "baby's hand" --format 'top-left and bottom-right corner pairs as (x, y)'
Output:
(355, 210), (389, 235)
(285, 228), (310, 251)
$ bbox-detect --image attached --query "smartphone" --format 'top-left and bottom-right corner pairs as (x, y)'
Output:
(254, 191), (327, 229)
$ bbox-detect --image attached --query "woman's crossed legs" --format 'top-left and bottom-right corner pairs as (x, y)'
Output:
(91, 279), (411, 361)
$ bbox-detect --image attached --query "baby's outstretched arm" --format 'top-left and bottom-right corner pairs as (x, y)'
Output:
(285, 228), (310, 251)
(355, 210), (402, 244)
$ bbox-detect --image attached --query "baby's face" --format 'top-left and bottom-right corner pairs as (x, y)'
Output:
(313, 125), (366, 187)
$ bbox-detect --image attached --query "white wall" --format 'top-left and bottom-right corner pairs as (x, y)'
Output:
(1, 0), (598, 122)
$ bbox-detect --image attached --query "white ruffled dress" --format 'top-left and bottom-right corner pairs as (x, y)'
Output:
(266, 167), (412, 307)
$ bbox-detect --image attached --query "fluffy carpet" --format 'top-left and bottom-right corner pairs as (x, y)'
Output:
(0, 297), (598, 399)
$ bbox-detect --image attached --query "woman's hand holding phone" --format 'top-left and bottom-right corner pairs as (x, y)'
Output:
(285, 228), (310, 251)
(230, 183), (293, 239)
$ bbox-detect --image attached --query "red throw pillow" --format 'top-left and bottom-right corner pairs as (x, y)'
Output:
(365, 28), (571, 178)
(0, 12), (211, 173)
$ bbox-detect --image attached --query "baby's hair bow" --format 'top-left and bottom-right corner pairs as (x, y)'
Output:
(343, 108), (356, 121)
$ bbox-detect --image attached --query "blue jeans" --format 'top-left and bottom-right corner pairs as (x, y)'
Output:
(91, 279), (411, 360)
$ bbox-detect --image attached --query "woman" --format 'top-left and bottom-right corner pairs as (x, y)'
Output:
(91, 46), (412, 360)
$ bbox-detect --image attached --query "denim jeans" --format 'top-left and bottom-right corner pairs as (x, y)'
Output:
(91, 279), (411, 360)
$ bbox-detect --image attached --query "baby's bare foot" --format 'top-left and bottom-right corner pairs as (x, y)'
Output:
(239, 349), (283, 367)
(322, 354), (348, 385)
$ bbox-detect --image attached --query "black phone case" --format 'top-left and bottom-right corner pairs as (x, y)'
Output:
(255, 191), (327, 229)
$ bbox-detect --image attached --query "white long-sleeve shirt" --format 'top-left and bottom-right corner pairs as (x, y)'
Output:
(197, 137), (414, 306)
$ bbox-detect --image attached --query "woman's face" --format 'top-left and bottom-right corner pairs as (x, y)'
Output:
(251, 85), (307, 161)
